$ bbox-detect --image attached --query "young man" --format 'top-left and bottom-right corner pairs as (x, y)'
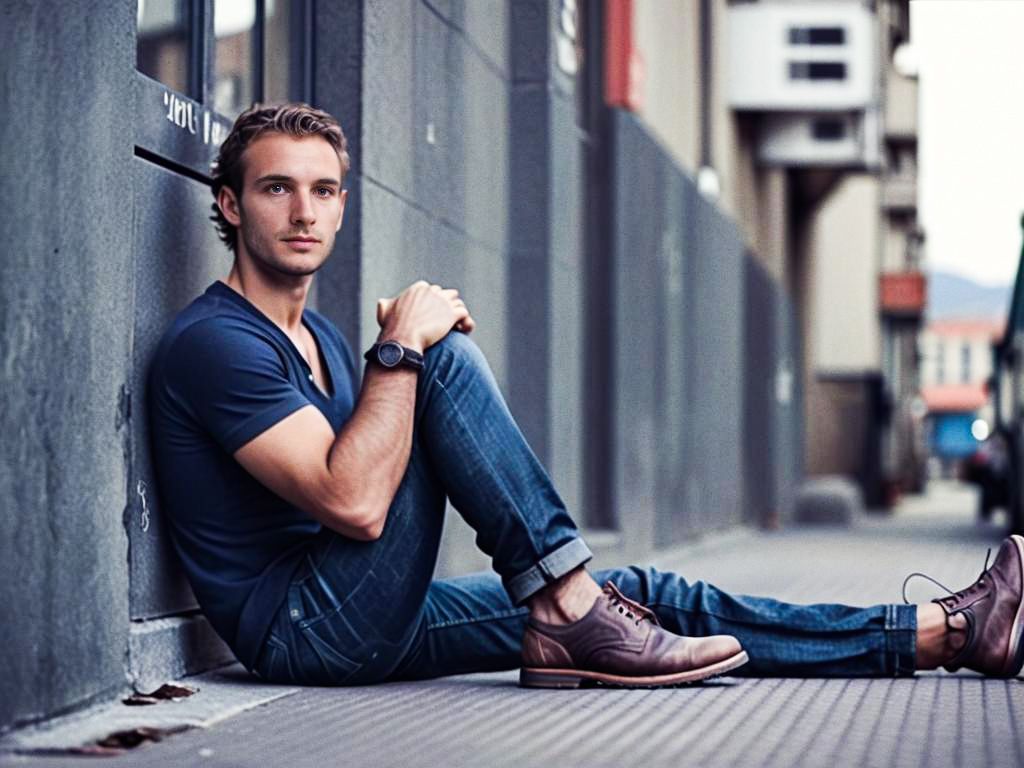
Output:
(149, 103), (1024, 689)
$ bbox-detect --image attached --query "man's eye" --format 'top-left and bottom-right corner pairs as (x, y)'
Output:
(316, 187), (334, 197)
(267, 183), (286, 194)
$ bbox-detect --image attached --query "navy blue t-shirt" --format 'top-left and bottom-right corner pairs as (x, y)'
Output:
(148, 281), (358, 669)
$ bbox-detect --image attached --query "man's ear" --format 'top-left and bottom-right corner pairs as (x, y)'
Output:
(335, 188), (348, 233)
(217, 186), (243, 228)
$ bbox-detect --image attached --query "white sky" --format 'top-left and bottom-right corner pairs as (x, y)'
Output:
(912, 0), (1024, 287)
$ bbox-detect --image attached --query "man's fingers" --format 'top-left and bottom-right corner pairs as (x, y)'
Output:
(376, 297), (395, 327)
(381, 280), (473, 344)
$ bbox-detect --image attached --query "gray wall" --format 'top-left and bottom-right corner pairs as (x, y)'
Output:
(0, 0), (136, 730)
(608, 112), (796, 557)
(744, 254), (801, 528)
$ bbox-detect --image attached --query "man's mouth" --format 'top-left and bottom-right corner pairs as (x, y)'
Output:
(282, 235), (321, 251)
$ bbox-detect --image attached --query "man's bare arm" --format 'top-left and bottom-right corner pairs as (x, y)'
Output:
(233, 281), (473, 540)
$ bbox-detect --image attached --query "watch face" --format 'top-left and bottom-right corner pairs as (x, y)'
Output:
(378, 341), (404, 367)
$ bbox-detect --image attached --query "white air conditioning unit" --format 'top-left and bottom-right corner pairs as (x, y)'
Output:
(728, 1), (877, 112)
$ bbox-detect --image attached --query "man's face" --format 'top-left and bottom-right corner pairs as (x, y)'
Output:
(218, 133), (346, 278)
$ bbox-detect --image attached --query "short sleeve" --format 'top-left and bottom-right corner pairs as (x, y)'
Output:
(159, 318), (311, 454)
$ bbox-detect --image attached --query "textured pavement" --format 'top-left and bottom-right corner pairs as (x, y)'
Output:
(4, 481), (1021, 768)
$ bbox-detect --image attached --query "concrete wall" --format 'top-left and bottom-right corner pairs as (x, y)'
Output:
(609, 112), (768, 556)
(0, 0), (136, 731)
(800, 175), (886, 499)
(808, 175), (882, 373)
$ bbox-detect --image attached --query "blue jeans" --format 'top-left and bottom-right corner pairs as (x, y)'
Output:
(252, 333), (917, 685)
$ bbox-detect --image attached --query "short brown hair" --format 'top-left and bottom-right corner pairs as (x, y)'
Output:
(210, 103), (351, 253)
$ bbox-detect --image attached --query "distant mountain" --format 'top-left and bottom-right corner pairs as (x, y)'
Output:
(927, 270), (1012, 321)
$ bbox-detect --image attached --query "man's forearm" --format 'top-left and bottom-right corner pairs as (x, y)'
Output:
(323, 364), (419, 538)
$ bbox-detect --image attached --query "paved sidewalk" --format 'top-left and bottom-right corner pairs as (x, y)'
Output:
(3, 481), (1021, 767)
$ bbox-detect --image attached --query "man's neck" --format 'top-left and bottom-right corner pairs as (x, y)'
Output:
(224, 262), (312, 335)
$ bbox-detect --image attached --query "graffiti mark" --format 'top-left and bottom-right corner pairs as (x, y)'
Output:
(136, 480), (151, 533)
(210, 120), (228, 146)
(163, 91), (198, 135)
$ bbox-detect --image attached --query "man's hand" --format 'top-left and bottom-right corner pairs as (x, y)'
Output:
(376, 281), (475, 350)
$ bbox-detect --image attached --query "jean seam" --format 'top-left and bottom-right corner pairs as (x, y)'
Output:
(892, 603), (917, 676)
(434, 378), (546, 563)
(649, 601), (899, 634)
(426, 606), (528, 631)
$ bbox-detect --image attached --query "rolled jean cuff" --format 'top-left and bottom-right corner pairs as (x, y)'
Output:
(506, 538), (593, 604)
(886, 603), (918, 677)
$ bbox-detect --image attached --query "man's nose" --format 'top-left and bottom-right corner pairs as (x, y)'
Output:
(290, 191), (316, 225)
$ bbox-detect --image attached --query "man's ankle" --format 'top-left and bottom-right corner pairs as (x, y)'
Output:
(915, 602), (968, 670)
(527, 567), (603, 625)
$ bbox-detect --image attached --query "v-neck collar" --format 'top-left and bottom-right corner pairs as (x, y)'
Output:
(208, 281), (335, 399)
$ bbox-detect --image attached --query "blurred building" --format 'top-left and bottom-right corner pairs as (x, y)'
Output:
(0, 0), (919, 734)
(920, 317), (1004, 471)
(747, 0), (926, 505)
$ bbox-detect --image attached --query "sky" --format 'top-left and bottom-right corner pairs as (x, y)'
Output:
(912, 0), (1024, 287)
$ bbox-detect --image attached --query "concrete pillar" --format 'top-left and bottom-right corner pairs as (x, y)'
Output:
(0, 0), (136, 730)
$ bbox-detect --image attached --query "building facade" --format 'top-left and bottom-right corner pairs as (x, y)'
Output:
(921, 317), (1004, 466)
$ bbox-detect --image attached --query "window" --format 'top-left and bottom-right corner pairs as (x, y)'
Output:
(213, 0), (258, 118)
(936, 341), (945, 384)
(812, 119), (845, 141)
(788, 27), (846, 46)
(789, 61), (847, 81)
(136, 0), (311, 118)
(137, 0), (192, 95)
(962, 343), (972, 384)
(264, 0), (299, 104)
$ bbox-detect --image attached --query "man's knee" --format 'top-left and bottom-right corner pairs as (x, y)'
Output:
(424, 331), (489, 375)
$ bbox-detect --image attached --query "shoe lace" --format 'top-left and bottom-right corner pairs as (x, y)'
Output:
(603, 582), (659, 627)
(900, 548), (993, 605)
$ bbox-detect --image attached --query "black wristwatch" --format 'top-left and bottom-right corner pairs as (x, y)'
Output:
(364, 340), (425, 372)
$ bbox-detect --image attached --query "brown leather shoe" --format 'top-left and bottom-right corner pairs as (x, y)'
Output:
(933, 534), (1024, 677)
(520, 582), (748, 688)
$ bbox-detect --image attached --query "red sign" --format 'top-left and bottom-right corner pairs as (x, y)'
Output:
(605, 0), (643, 111)
(879, 272), (927, 315)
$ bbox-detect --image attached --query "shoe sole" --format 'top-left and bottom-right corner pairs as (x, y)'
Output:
(1007, 534), (1024, 677)
(519, 650), (749, 689)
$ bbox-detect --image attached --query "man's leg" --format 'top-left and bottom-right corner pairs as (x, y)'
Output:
(405, 333), (743, 686)
(390, 567), (965, 681)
